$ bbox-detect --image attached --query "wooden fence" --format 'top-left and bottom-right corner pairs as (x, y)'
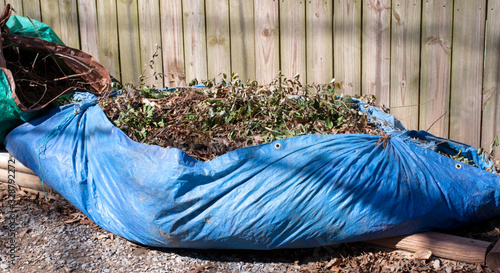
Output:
(3, 0), (500, 152)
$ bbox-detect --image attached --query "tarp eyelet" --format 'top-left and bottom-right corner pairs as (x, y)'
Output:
(275, 143), (281, 149)
(455, 163), (462, 169)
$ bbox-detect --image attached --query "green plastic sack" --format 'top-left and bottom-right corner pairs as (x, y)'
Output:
(0, 15), (63, 145)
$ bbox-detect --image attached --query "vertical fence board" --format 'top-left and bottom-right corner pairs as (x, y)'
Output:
(306, 0), (333, 84)
(389, 0), (421, 130)
(182, 0), (207, 82)
(160, 0), (185, 87)
(22, 0), (41, 20)
(280, 0), (306, 81)
(58, 0), (80, 49)
(419, 0), (453, 138)
(333, 0), (361, 95)
(449, 0), (486, 147)
(117, 0), (142, 84)
(96, 0), (120, 82)
(229, 0), (255, 81)
(482, 0), (500, 155)
(254, 0), (279, 84)
(40, 1), (60, 35)
(138, 0), (163, 87)
(362, 0), (391, 108)
(77, 1), (99, 59)
(206, 0), (231, 80)
(9, 0), (23, 15)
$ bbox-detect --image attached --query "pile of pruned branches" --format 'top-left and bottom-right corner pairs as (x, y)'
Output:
(99, 74), (382, 161)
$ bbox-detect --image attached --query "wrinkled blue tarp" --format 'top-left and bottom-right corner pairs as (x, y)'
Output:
(5, 93), (500, 249)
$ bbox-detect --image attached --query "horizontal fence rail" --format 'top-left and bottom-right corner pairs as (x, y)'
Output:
(3, 0), (500, 152)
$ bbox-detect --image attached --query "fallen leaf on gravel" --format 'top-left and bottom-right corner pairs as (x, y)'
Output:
(326, 258), (340, 269)
(413, 250), (432, 260)
(189, 263), (212, 273)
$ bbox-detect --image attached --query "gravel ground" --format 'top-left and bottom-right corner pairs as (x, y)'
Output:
(0, 183), (493, 272)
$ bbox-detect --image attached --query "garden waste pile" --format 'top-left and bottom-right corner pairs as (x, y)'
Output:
(3, 4), (500, 253)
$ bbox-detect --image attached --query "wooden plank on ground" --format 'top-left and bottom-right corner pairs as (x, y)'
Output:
(138, 0), (163, 87)
(449, 0), (486, 147)
(419, 0), (453, 138)
(182, 0), (207, 83)
(40, 0), (61, 35)
(206, 0), (231, 81)
(280, 0), (306, 81)
(58, 0), (80, 49)
(116, 0), (142, 85)
(229, 0), (255, 82)
(22, 0), (41, 21)
(77, 0), (99, 57)
(389, 0), (421, 130)
(333, 0), (361, 96)
(366, 232), (491, 265)
(306, 0), (333, 85)
(362, 0), (391, 108)
(96, 0), (120, 81)
(160, 0), (185, 87)
(254, 0), (279, 84)
(481, 0), (500, 156)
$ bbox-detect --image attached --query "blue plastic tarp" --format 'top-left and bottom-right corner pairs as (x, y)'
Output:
(5, 93), (500, 249)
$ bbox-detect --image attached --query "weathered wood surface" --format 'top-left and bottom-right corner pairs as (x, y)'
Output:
(229, 0), (255, 81)
(97, 0), (121, 81)
(367, 232), (491, 265)
(160, 0), (185, 87)
(449, 0), (486, 147)
(254, 0), (279, 84)
(419, 0), (453, 138)
(77, 0), (99, 57)
(138, 0), (163, 87)
(362, 0), (391, 108)
(116, 0), (142, 84)
(182, 0), (207, 83)
(306, 0), (333, 85)
(482, 0), (500, 156)
(333, 0), (361, 96)
(280, 0), (306, 81)
(389, 0), (421, 130)
(206, 0), (231, 81)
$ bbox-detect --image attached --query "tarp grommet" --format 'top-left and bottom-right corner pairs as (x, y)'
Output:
(455, 163), (462, 169)
(274, 143), (281, 149)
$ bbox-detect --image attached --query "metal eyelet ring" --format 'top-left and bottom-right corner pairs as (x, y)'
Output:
(455, 163), (462, 169)
(275, 143), (281, 149)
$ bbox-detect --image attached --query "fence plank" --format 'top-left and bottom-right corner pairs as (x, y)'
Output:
(138, 0), (163, 87)
(96, 0), (120, 82)
(160, 0), (185, 87)
(182, 0), (207, 82)
(22, 0), (41, 20)
(206, 0), (231, 81)
(362, 0), (391, 108)
(419, 0), (453, 138)
(280, 0), (306, 81)
(333, 0), (361, 96)
(229, 0), (255, 81)
(58, 0), (80, 49)
(306, 0), (333, 85)
(77, 1), (98, 57)
(254, 0), (279, 84)
(449, 0), (486, 147)
(117, 0), (142, 85)
(482, 0), (500, 155)
(40, 1), (61, 35)
(9, 0), (23, 15)
(389, 0), (421, 130)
